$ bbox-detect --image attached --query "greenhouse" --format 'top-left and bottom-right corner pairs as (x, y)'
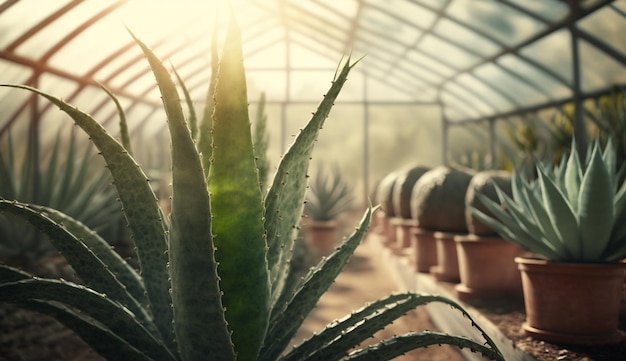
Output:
(0, 1), (625, 361)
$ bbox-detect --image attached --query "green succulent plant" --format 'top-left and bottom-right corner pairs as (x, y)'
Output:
(0, 128), (126, 270)
(0, 19), (504, 361)
(471, 137), (626, 262)
(304, 165), (354, 222)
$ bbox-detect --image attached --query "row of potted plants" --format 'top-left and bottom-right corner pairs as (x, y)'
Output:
(374, 138), (626, 346)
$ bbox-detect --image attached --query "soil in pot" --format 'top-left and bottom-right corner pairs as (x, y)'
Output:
(517, 257), (626, 345)
(454, 234), (525, 301)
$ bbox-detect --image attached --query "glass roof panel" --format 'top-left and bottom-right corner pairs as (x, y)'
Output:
(455, 72), (514, 112)
(473, 62), (550, 108)
(497, 54), (571, 100)
(446, 0), (550, 45)
(0, 59), (31, 84)
(420, 34), (481, 69)
(519, 29), (573, 87)
(433, 18), (502, 58)
(48, 12), (131, 75)
(580, 39), (626, 92)
(504, 0), (568, 23)
(390, 1), (438, 30)
(0, 1), (71, 48)
(405, 49), (456, 78)
(577, 4), (626, 57)
(14, 1), (114, 59)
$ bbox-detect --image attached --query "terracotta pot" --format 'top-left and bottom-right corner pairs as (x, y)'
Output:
(305, 220), (338, 257)
(454, 235), (525, 301)
(392, 218), (417, 252)
(371, 208), (385, 234)
(385, 215), (398, 247)
(409, 228), (437, 273)
(430, 232), (461, 283)
(516, 257), (626, 345)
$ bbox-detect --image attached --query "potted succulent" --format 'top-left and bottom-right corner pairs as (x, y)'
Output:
(455, 170), (525, 301)
(471, 138), (626, 345)
(374, 170), (401, 244)
(389, 165), (430, 253)
(0, 19), (505, 361)
(410, 166), (474, 279)
(303, 165), (354, 257)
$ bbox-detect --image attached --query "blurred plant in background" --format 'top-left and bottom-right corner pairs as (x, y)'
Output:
(304, 164), (354, 222)
(586, 86), (626, 170)
(253, 92), (271, 193)
(0, 129), (127, 271)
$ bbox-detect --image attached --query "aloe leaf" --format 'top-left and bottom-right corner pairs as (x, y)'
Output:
(260, 207), (372, 361)
(536, 163), (580, 258)
(287, 293), (501, 361)
(39, 130), (62, 205)
(0, 200), (152, 327)
(602, 137), (616, 182)
(0, 130), (18, 198)
(0, 84), (173, 349)
(0, 279), (176, 361)
(197, 22), (219, 177)
(130, 30), (234, 360)
(207, 19), (269, 361)
(99, 82), (133, 156)
(21, 300), (153, 361)
(345, 332), (504, 361)
(578, 143), (614, 261)
(33, 205), (148, 308)
(173, 66), (198, 141)
(55, 131), (77, 206)
(563, 143), (582, 212)
(265, 57), (357, 307)
(18, 130), (32, 200)
(283, 293), (412, 361)
(492, 186), (543, 240)
(0, 264), (31, 282)
(470, 195), (559, 259)
(608, 181), (626, 253)
(489, 187), (560, 258)
(520, 175), (571, 259)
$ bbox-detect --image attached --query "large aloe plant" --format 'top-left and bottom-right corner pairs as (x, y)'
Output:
(471, 137), (626, 262)
(0, 19), (504, 361)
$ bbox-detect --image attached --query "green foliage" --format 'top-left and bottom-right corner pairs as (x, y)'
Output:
(253, 92), (271, 193)
(0, 129), (125, 269)
(304, 165), (354, 222)
(0, 19), (504, 361)
(586, 86), (626, 168)
(470, 137), (626, 262)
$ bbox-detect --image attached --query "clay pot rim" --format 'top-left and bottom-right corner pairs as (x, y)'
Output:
(515, 256), (626, 267)
(454, 234), (508, 243)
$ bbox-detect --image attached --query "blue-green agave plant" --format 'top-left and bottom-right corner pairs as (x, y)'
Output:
(0, 19), (504, 361)
(471, 138), (626, 262)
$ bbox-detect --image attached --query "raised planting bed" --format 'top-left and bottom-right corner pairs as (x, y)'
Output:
(369, 233), (626, 361)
